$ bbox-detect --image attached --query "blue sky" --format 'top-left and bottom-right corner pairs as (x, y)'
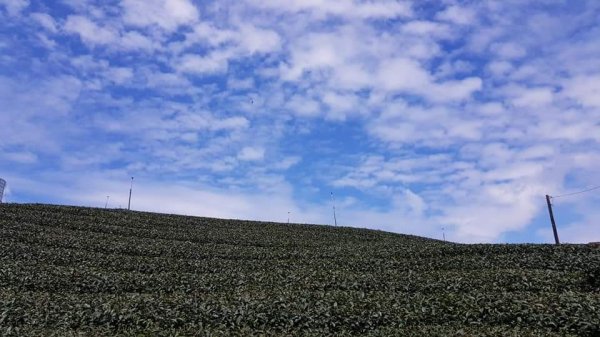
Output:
(1, 0), (599, 243)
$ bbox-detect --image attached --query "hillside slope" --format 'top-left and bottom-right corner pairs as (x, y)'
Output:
(0, 203), (598, 336)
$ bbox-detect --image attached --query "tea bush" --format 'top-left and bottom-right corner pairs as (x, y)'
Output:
(1, 204), (598, 336)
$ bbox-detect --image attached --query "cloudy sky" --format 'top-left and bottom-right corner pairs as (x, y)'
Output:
(1, 0), (599, 243)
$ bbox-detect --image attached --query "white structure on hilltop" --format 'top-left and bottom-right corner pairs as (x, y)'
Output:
(0, 178), (5, 203)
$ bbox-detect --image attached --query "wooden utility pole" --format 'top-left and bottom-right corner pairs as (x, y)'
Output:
(545, 195), (560, 245)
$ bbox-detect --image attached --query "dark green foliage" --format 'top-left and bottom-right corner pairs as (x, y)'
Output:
(585, 265), (600, 290)
(0, 203), (599, 336)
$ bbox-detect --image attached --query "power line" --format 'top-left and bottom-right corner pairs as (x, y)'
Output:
(545, 184), (599, 245)
(552, 185), (600, 199)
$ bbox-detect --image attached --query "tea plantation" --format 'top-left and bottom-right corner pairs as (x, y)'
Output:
(0, 203), (598, 336)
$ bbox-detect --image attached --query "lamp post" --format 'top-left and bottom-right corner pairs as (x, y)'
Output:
(331, 192), (338, 227)
(128, 177), (134, 211)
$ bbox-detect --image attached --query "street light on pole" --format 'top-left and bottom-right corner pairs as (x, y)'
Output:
(128, 177), (134, 211)
(331, 192), (338, 227)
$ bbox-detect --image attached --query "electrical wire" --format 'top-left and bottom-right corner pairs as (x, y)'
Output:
(552, 185), (600, 199)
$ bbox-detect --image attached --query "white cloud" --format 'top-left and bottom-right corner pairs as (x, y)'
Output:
(186, 23), (237, 47)
(0, 75), (82, 152)
(2, 151), (38, 164)
(518, 145), (555, 160)
(330, 63), (372, 90)
(538, 221), (600, 244)
(176, 53), (230, 74)
(237, 24), (281, 54)
(273, 156), (301, 170)
(121, 0), (199, 31)
(506, 86), (554, 108)
(333, 154), (455, 188)
(105, 67), (133, 85)
(227, 77), (255, 90)
(145, 71), (191, 89)
(30, 12), (58, 33)
(279, 23), (468, 105)
(63, 15), (157, 52)
(34, 32), (57, 49)
(60, 0), (91, 11)
(436, 60), (475, 78)
(348, 1), (413, 20)
(477, 102), (505, 115)
(67, 55), (138, 88)
(331, 147), (563, 243)
(173, 22), (280, 66)
(536, 192), (600, 244)
(400, 189), (427, 216)
(376, 58), (430, 91)
(322, 91), (362, 119)
(119, 31), (156, 51)
(64, 15), (119, 46)
(247, 0), (413, 20)
(238, 146), (265, 161)
(442, 197), (541, 243)
(436, 5), (476, 26)
(430, 77), (483, 102)
(376, 58), (482, 101)
(491, 42), (527, 60)
(561, 75), (600, 108)
(211, 117), (250, 131)
(402, 20), (452, 38)
(0, 75), (82, 118)
(0, 0), (28, 16)
(286, 95), (321, 117)
(281, 32), (345, 81)
(179, 132), (197, 143)
(487, 61), (513, 76)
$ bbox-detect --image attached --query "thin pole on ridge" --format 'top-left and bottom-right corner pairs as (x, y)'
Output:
(331, 192), (338, 227)
(128, 177), (134, 211)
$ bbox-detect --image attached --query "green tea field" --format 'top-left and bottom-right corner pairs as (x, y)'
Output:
(0, 203), (598, 336)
